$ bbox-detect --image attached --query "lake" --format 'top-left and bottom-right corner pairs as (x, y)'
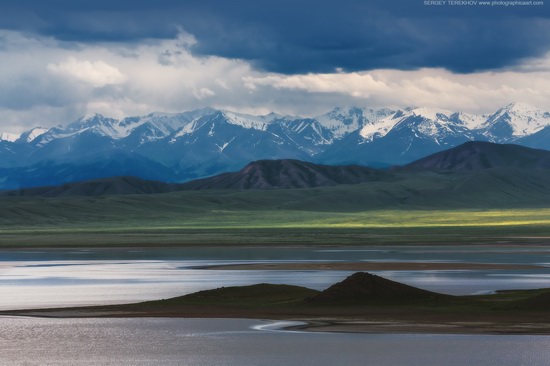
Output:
(1, 245), (550, 310)
(1, 317), (549, 365)
(1, 245), (550, 365)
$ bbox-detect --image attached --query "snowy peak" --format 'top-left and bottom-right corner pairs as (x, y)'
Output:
(409, 107), (453, 122)
(32, 108), (219, 147)
(64, 114), (120, 137)
(504, 102), (542, 113)
(221, 110), (282, 130)
(449, 111), (487, 130)
(119, 109), (215, 143)
(316, 106), (395, 139)
(393, 109), (465, 142)
(358, 107), (462, 143)
(359, 112), (401, 142)
(404, 107), (483, 128)
(4, 103), (550, 189)
(482, 102), (550, 140)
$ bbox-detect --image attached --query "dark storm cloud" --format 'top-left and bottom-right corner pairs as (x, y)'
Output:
(1, 0), (550, 74)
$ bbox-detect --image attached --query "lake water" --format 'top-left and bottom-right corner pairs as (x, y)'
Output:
(1, 317), (549, 365)
(1, 245), (550, 310)
(1, 245), (550, 364)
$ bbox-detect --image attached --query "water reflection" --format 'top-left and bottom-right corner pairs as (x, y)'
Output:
(1, 246), (550, 310)
(1, 317), (550, 366)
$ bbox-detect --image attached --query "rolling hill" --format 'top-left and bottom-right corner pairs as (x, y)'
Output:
(3, 142), (550, 209)
(404, 141), (550, 171)
(179, 159), (388, 190)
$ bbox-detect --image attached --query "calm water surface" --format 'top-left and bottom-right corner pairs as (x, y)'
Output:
(1, 317), (549, 366)
(1, 245), (550, 310)
(1, 246), (550, 365)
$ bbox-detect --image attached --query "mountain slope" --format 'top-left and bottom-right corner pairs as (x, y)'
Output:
(133, 111), (335, 180)
(2, 104), (550, 190)
(179, 159), (387, 190)
(5, 142), (550, 205)
(405, 141), (550, 171)
(0, 151), (178, 190)
(320, 108), (485, 166)
(0, 176), (178, 197)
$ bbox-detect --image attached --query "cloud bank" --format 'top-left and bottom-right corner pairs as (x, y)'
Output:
(1, 0), (550, 74)
(1, 1), (550, 133)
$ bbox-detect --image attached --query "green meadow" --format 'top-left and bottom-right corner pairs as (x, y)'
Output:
(2, 183), (550, 247)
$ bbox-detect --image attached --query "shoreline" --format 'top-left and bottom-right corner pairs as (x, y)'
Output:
(286, 319), (550, 335)
(4, 293), (550, 336)
(3, 310), (550, 335)
(2, 243), (550, 336)
(196, 262), (544, 271)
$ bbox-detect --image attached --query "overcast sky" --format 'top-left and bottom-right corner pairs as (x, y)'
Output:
(1, 0), (550, 133)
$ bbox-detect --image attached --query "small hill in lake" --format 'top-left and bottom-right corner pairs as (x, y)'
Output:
(309, 272), (447, 305)
(144, 272), (448, 308)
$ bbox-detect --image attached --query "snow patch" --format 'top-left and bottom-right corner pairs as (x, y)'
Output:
(453, 112), (487, 130)
(216, 137), (235, 152)
(316, 106), (394, 139)
(410, 107), (453, 121)
(0, 132), (20, 142)
(24, 128), (48, 142)
(221, 110), (281, 130)
(359, 113), (401, 141)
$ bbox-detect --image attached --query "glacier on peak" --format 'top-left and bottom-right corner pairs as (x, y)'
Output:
(358, 108), (456, 142)
(409, 107), (454, 122)
(316, 106), (394, 139)
(221, 110), (284, 131)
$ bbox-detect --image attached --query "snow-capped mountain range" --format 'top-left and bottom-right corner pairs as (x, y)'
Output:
(1, 102), (550, 189)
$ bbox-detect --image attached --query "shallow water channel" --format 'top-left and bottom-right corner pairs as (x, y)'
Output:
(2, 245), (550, 365)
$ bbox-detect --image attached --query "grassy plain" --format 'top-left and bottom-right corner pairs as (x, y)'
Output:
(2, 184), (550, 247)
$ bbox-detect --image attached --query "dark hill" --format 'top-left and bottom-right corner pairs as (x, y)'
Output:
(0, 176), (178, 197)
(5, 142), (550, 198)
(309, 272), (447, 305)
(404, 141), (550, 171)
(179, 159), (387, 190)
(0, 159), (388, 196)
(142, 272), (448, 308)
(144, 283), (320, 306)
